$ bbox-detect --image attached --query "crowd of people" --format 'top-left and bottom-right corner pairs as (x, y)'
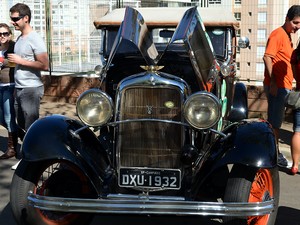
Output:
(0, 3), (49, 169)
(0, 3), (300, 175)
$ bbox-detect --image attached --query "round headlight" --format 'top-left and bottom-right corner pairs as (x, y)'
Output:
(221, 64), (231, 77)
(76, 89), (113, 126)
(184, 92), (221, 129)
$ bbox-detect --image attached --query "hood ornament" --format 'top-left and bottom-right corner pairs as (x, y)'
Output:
(140, 65), (164, 71)
(146, 105), (153, 115)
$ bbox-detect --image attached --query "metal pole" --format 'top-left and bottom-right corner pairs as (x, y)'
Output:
(78, 0), (82, 71)
(58, 0), (62, 66)
(45, 0), (52, 76)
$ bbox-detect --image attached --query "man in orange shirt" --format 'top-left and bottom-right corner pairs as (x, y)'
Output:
(263, 5), (300, 167)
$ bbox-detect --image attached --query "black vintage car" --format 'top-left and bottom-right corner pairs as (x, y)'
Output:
(10, 6), (279, 225)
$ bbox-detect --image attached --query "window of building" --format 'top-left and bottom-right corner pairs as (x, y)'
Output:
(236, 29), (241, 37)
(257, 46), (265, 58)
(199, 0), (209, 7)
(236, 62), (240, 71)
(208, 0), (221, 4)
(256, 62), (265, 75)
(257, 29), (267, 41)
(235, 0), (241, 4)
(258, 12), (267, 23)
(234, 12), (241, 21)
(258, 0), (267, 5)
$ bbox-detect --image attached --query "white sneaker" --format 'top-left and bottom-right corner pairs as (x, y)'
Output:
(278, 153), (288, 167)
(11, 160), (21, 170)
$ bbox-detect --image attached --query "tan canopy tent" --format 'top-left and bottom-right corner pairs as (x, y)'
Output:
(94, 7), (240, 29)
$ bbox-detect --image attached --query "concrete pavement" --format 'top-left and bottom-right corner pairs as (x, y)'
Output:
(39, 100), (77, 119)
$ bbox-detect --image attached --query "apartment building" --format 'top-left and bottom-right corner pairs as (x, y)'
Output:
(233, 0), (299, 84)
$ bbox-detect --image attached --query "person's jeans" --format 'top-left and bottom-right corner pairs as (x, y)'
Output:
(264, 86), (290, 129)
(0, 85), (17, 132)
(15, 86), (44, 131)
(293, 108), (300, 132)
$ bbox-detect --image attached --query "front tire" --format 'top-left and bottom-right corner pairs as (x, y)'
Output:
(223, 164), (279, 225)
(10, 160), (95, 225)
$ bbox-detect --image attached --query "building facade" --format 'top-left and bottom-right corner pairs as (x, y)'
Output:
(233, 0), (300, 85)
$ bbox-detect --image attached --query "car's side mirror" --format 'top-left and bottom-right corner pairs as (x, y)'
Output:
(238, 37), (250, 49)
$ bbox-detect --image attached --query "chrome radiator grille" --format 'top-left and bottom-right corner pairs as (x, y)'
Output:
(117, 87), (183, 168)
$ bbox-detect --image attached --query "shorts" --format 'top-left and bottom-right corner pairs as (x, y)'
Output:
(293, 108), (300, 132)
(264, 86), (290, 129)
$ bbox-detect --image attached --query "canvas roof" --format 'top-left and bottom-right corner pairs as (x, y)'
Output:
(94, 7), (240, 29)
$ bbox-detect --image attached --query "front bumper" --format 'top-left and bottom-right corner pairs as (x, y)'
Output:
(28, 192), (275, 217)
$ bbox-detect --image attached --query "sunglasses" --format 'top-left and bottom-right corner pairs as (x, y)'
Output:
(10, 15), (25, 22)
(0, 32), (9, 37)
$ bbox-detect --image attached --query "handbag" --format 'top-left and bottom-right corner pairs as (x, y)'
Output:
(285, 91), (300, 109)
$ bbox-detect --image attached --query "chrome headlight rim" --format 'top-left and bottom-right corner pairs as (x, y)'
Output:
(220, 63), (235, 77)
(76, 89), (113, 127)
(183, 92), (221, 130)
(220, 63), (231, 77)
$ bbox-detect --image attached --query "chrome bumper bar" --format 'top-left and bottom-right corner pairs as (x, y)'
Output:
(28, 193), (275, 217)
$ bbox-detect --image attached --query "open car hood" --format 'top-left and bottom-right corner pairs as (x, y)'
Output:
(103, 6), (219, 91)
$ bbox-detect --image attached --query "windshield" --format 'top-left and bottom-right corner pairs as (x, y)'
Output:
(103, 27), (228, 59)
(206, 28), (226, 59)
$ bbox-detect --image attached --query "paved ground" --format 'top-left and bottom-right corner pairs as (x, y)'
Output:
(39, 100), (77, 119)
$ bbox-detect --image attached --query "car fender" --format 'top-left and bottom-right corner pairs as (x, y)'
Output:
(211, 120), (277, 168)
(22, 115), (112, 193)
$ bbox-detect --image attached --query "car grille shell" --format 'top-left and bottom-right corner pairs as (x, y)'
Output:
(117, 87), (184, 169)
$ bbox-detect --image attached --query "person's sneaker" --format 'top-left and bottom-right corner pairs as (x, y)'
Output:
(278, 153), (288, 167)
(11, 160), (21, 170)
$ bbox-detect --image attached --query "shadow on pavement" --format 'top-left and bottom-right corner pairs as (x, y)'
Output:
(275, 206), (300, 225)
(0, 135), (8, 154)
(279, 127), (292, 147)
(91, 214), (222, 225)
(279, 166), (300, 175)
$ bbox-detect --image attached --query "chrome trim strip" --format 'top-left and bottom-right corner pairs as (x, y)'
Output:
(28, 193), (274, 216)
(108, 118), (189, 127)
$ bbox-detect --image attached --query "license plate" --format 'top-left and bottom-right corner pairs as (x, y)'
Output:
(119, 168), (181, 189)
